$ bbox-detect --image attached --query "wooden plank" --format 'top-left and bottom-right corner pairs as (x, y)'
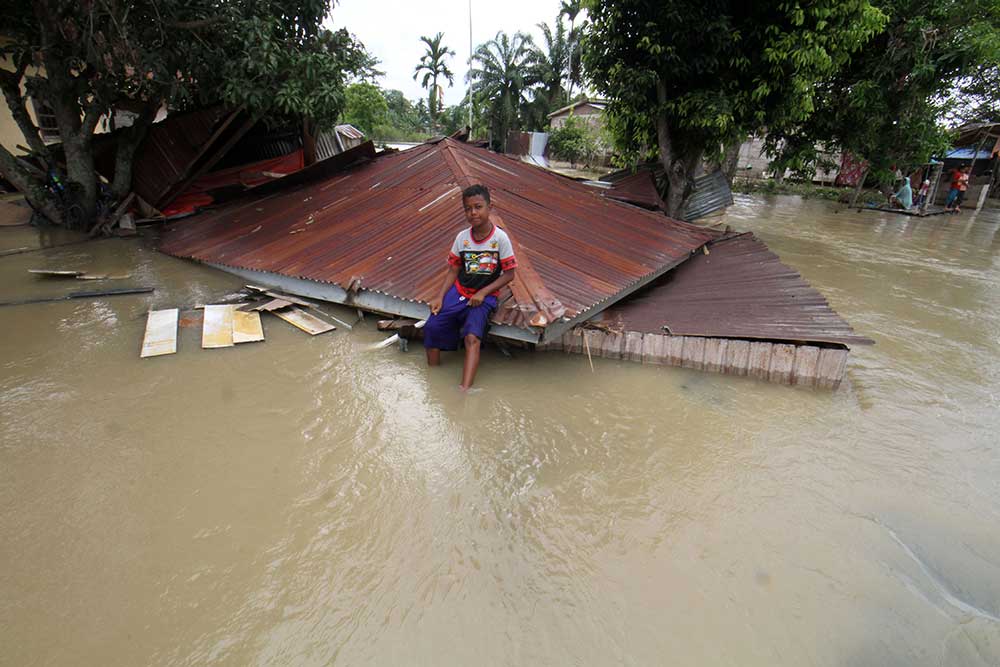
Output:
(663, 335), (685, 366)
(768, 343), (796, 385)
(272, 306), (336, 335)
(28, 269), (85, 277)
(723, 340), (751, 376)
(202, 304), (235, 348)
(702, 338), (728, 374)
(140, 308), (178, 358)
(624, 331), (644, 362)
(232, 310), (264, 344)
(792, 346), (821, 388)
(680, 336), (706, 370)
(816, 348), (849, 390)
(747, 342), (773, 380)
(641, 333), (665, 365)
(599, 331), (624, 359)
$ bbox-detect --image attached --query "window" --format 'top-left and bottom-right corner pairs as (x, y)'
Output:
(30, 98), (60, 142)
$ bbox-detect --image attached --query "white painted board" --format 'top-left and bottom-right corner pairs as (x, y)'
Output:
(202, 304), (235, 348)
(140, 309), (179, 358)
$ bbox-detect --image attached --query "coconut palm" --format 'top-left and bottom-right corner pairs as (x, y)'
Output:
(559, 0), (583, 100)
(469, 31), (540, 151)
(413, 32), (455, 121)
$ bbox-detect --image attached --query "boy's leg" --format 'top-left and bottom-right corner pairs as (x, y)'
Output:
(458, 296), (497, 389)
(423, 287), (464, 364)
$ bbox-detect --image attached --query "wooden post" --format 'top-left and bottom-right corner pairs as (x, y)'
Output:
(302, 117), (317, 167)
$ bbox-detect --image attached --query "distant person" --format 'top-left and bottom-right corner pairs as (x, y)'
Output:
(914, 179), (930, 208)
(890, 176), (913, 210)
(423, 184), (517, 391)
(945, 165), (970, 212)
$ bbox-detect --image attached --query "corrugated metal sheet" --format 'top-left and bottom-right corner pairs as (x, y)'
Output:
(315, 125), (366, 161)
(159, 138), (718, 333)
(599, 167), (665, 210)
(599, 233), (874, 347)
(682, 170), (734, 221)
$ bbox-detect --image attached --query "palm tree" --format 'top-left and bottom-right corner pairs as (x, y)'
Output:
(533, 21), (570, 113)
(469, 31), (540, 151)
(559, 1), (583, 100)
(413, 32), (455, 122)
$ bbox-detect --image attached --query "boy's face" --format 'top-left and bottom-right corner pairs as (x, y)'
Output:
(463, 195), (491, 227)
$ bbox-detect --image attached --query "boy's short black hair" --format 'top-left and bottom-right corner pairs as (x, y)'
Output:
(462, 184), (491, 204)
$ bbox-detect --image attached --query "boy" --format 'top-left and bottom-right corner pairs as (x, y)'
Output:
(423, 184), (517, 390)
(914, 179), (930, 208)
(945, 165), (970, 212)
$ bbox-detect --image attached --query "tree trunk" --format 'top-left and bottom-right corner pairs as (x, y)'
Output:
(656, 81), (700, 219)
(849, 166), (869, 207)
(111, 104), (158, 199)
(62, 135), (98, 227)
(0, 145), (63, 223)
(722, 138), (742, 185)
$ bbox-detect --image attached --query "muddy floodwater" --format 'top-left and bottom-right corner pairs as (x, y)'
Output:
(1, 196), (999, 666)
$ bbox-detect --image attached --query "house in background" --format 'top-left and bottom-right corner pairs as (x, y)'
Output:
(546, 99), (608, 132)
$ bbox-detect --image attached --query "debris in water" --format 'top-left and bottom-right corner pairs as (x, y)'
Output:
(272, 307), (336, 335)
(140, 309), (179, 358)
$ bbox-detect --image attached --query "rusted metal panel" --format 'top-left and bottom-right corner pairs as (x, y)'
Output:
(600, 233), (874, 347)
(160, 138), (718, 337)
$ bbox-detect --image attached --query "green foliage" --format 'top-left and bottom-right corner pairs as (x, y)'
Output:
(768, 0), (1000, 180)
(582, 0), (885, 213)
(413, 32), (455, 120)
(0, 0), (376, 225)
(548, 114), (599, 165)
(342, 83), (389, 136)
(470, 31), (541, 149)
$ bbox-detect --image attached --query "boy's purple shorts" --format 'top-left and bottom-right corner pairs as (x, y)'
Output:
(423, 285), (497, 351)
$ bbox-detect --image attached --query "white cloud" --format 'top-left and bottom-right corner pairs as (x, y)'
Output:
(327, 0), (566, 107)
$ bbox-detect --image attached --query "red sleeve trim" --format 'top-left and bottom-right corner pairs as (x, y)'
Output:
(501, 257), (518, 270)
(448, 252), (461, 267)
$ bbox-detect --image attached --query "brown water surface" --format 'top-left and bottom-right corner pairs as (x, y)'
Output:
(1, 196), (999, 666)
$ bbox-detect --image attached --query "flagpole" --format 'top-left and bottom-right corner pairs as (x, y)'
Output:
(468, 0), (473, 132)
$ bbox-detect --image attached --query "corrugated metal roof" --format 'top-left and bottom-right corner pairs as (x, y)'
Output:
(159, 138), (718, 334)
(599, 167), (665, 210)
(682, 170), (735, 221)
(599, 232), (874, 347)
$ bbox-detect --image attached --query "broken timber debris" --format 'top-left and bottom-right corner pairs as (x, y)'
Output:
(202, 304), (235, 348)
(28, 269), (85, 277)
(272, 307), (336, 335)
(232, 309), (265, 343)
(0, 286), (154, 308)
(141, 309), (179, 358)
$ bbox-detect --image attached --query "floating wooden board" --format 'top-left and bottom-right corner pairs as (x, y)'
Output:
(28, 269), (84, 277)
(272, 307), (336, 335)
(202, 304), (235, 348)
(140, 309), (179, 358)
(232, 309), (264, 344)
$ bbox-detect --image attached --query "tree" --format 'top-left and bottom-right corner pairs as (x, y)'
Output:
(527, 20), (582, 128)
(0, 1), (375, 228)
(583, 0), (885, 217)
(342, 83), (389, 136)
(548, 114), (598, 166)
(413, 32), (455, 122)
(469, 31), (540, 151)
(767, 0), (1000, 183)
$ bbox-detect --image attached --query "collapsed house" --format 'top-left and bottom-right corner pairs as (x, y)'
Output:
(159, 137), (872, 388)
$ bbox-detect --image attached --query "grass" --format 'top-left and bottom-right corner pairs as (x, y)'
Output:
(735, 178), (884, 204)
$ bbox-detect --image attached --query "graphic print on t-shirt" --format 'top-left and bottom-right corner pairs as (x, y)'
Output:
(464, 251), (499, 275)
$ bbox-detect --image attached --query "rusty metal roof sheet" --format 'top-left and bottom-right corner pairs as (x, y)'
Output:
(600, 232), (874, 347)
(159, 138), (718, 334)
(599, 168), (665, 210)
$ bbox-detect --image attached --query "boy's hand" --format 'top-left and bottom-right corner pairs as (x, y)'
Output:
(467, 291), (486, 307)
(428, 297), (443, 315)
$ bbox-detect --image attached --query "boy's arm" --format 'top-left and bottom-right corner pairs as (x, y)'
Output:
(429, 264), (460, 314)
(467, 268), (516, 307)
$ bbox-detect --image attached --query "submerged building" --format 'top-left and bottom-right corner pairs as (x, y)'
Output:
(159, 137), (872, 387)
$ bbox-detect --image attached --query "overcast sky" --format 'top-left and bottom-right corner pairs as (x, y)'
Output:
(327, 0), (569, 107)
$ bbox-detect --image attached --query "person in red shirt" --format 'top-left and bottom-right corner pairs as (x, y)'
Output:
(945, 165), (970, 212)
(423, 184), (517, 390)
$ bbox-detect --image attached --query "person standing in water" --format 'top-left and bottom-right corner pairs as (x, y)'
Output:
(423, 184), (517, 390)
